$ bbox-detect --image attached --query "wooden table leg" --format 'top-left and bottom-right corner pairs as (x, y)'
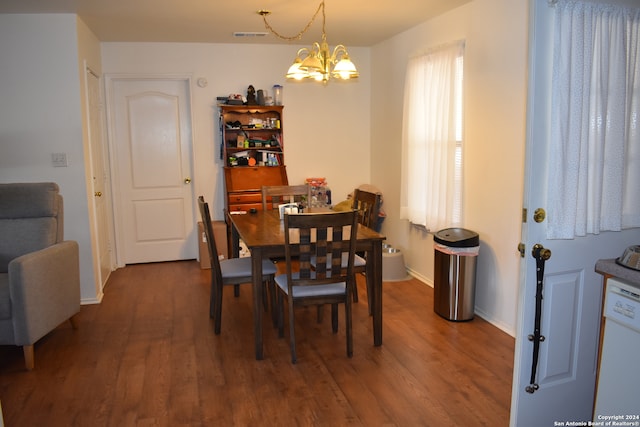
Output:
(252, 247), (264, 360)
(367, 240), (383, 346)
(231, 223), (242, 297)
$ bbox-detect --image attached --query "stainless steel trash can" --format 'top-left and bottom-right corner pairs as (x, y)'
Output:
(433, 228), (479, 321)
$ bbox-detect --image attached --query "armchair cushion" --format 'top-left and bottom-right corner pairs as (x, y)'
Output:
(0, 182), (60, 218)
(0, 182), (62, 273)
(0, 218), (58, 273)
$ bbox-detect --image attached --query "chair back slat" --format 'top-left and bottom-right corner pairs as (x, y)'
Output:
(298, 228), (312, 278)
(0, 182), (63, 272)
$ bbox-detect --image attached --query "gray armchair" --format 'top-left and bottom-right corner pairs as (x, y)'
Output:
(0, 182), (80, 370)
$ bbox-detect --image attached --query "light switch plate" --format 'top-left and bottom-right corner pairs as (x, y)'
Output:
(52, 152), (68, 167)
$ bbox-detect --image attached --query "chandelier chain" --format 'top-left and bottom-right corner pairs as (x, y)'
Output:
(261, 1), (326, 41)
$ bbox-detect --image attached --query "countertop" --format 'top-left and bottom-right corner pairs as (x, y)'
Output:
(595, 258), (640, 286)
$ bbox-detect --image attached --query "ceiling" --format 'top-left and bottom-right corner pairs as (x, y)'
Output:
(0, 0), (472, 47)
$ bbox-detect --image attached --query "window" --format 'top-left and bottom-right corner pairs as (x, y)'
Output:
(400, 41), (465, 231)
(547, 1), (640, 238)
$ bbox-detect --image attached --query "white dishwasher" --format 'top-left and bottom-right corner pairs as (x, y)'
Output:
(594, 278), (640, 420)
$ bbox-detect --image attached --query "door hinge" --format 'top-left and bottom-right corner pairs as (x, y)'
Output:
(522, 208), (527, 223)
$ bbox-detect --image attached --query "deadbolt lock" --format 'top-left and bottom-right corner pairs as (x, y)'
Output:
(533, 208), (546, 223)
(184, 177), (192, 184)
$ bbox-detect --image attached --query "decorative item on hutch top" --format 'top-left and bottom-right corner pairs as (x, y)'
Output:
(258, 1), (359, 84)
(273, 85), (283, 105)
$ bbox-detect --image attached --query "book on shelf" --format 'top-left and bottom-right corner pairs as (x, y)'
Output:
(227, 150), (281, 167)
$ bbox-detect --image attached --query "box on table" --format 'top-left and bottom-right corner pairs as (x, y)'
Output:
(197, 221), (228, 269)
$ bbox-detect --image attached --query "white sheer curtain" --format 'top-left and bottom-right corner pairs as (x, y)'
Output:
(400, 41), (464, 231)
(547, 0), (640, 239)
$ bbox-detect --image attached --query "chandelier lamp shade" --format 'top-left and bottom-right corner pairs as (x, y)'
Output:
(258, 1), (359, 84)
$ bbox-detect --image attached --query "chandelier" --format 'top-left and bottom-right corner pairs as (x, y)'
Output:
(258, 1), (359, 84)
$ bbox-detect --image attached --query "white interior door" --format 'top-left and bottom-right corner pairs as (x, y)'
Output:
(510, 2), (640, 425)
(109, 77), (196, 265)
(86, 66), (113, 293)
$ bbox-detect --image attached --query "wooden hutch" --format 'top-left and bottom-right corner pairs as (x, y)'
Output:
(219, 104), (289, 252)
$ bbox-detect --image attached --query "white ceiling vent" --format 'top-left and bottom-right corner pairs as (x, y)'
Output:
(233, 32), (269, 38)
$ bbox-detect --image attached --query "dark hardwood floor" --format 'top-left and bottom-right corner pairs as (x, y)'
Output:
(0, 260), (514, 426)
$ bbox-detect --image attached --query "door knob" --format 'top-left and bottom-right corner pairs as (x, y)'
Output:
(94, 191), (102, 197)
(531, 243), (551, 261)
(184, 177), (191, 184)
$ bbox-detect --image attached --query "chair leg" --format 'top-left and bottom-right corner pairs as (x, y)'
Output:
(316, 304), (324, 323)
(69, 314), (79, 330)
(288, 297), (297, 364)
(352, 279), (359, 302)
(209, 277), (216, 319)
(213, 282), (223, 335)
(209, 284), (216, 319)
(269, 280), (279, 327)
(234, 284), (240, 297)
(23, 345), (34, 370)
(331, 304), (338, 333)
(262, 281), (270, 312)
(346, 298), (353, 358)
(277, 293), (285, 338)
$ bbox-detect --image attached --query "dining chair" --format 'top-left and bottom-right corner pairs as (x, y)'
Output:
(198, 196), (277, 334)
(311, 188), (382, 304)
(261, 184), (311, 211)
(261, 184), (314, 324)
(349, 188), (382, 303)
(352, 188), (382, 232)
(274, 210), (358, 363)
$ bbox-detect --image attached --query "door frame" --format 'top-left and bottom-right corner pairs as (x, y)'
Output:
(83, 62), (115, 299)
(104, 73), (198, 267)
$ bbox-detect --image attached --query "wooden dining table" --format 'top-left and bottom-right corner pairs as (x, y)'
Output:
(228, 208), (386, 360)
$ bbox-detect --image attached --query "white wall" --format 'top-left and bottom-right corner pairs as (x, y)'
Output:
(101, 43), (372, 221)
(0, 14), (98, 303)
(371, 0), (528, 334)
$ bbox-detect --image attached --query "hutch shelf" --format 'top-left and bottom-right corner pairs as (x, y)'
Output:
(219, 104), (289, 214)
